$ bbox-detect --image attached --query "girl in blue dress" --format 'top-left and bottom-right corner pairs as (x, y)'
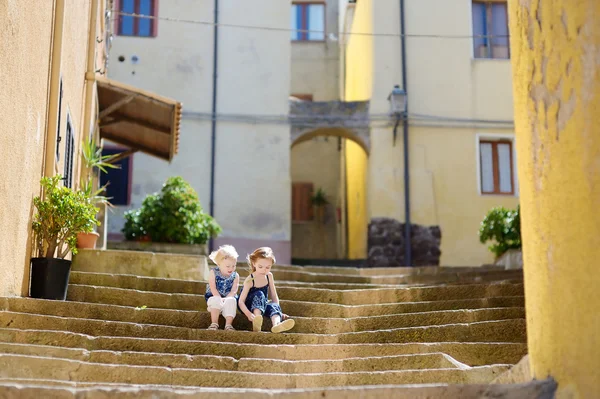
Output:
(238, 247), (295, 333)
(205, 245), (240, 331)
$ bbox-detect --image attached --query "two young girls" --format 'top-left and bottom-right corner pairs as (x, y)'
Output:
(205, 245), (295, 333)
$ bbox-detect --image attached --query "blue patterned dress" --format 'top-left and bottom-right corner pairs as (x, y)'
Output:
(243, 273), (283, 318)
(205, 268), (238, 300)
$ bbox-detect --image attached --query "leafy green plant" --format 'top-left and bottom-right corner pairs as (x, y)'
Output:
(80, 137), (121, 208)
(311, 187), (329, 207)
(478, 205), (521, 258)
(32, 175), (99, 258)
(122, 176), (221, 244)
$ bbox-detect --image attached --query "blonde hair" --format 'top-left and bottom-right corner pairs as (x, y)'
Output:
(246, 247), (276, 274)
(208, 245), (239, 266)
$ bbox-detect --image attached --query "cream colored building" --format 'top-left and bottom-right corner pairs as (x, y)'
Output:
(0, 0), (181, 297)
(106, 0), (293, 262)
(106, 0), (518, 266)
(341, 0), (519, 265)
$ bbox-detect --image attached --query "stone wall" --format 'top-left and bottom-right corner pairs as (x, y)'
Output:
(367, 218), (442, 267)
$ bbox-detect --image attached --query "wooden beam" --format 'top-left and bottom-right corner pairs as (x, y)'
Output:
(99, 94), (136, 119)
(99, 118), (123, 128)
(106, 112), (171, 134)
(99, 131), (169, 160)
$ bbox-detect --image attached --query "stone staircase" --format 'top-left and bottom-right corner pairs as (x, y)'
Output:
(0, 259), (555, 398)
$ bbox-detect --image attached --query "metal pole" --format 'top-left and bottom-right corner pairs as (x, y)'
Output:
(400, 0), (412, 266)
(208, 0), (219, 253)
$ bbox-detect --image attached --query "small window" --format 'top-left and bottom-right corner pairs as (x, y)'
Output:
(63, 115), (75, 189)
(100, 148), (132, 206)
(118, 0), (157, 37)
(292, 182), (314, 221)
(479, 139), (514, 195)
(472, 1), (510, 59)
(291, 2), (325, 41)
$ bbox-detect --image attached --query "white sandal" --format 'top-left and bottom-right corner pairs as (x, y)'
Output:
(207, 323), (219, 330)
(271, 318), (295, 334)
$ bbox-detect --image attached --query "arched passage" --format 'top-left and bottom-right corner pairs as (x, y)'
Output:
(290, 126), (369, 262)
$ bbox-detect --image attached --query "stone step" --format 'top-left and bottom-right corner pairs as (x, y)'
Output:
(0, 342), (465, 372)
(283, 296), (525, 318)
(234, 268), (523, 285)
(65, 282), (524, 309)
(0, 328), (527, 365)
(70, 272), (398, 292)
(0, 379), (558, 399)
(0, 297), (525, 333)
(0, 353), (509, 388)
(0, 311), (527, 344)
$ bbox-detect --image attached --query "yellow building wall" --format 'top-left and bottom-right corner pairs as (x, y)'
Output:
(0, 0), (96, 296)
(509, 0), (600, 397)
(357, 0), (519, 265)
(0, 1), (55, 297)
(343, 0), (372, 259)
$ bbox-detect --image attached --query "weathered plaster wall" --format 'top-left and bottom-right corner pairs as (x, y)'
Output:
(0, 0), (93, 296)
(509, 0), (600, 397)
(0, 1), (54, 296)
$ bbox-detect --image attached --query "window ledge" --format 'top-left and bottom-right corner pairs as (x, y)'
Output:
(472, 57), (511, 62)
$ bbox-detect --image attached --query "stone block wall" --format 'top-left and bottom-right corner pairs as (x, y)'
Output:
(367, 217), (442, 267)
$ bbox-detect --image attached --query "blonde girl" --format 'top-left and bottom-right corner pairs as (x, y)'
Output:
(205, 245), (240, 331)
(238, 247), (295, 333)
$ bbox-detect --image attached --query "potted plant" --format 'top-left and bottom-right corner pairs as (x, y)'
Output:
(311, 187), (329, 223)
(121, 176), (221, 254)
(76, 137), (120, 249)
(31, 175), (99, 300)
(478, 205), (521, 259)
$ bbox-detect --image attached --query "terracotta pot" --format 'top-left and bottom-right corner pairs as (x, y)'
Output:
(76, 231), (100, 249)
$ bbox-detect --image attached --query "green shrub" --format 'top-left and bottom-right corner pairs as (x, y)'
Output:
(122, 176), (221, 244)
(32, 175), (99, 258)
(478, 205), (521, 258)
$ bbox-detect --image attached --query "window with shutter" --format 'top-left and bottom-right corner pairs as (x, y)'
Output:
(63, 115), (75, 189)
(472, 1), (510, 59)
(479, 139), (514, 195)
(292, 182), (314, 221)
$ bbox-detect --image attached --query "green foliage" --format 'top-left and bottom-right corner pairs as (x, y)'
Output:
(311, 187), (329, 207)
(478, 205), (521, 258)
(122, 176), (221, 244)
(32, 175), (99, 258)
(80, 137), (121, 208)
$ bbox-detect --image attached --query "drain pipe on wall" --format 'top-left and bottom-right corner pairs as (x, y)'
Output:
(208, 0), (219, 253)
(44, 0), (66, 178)
(400, 0), (412, 266)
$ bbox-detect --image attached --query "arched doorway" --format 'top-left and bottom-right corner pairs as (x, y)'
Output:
(290, 127), (369, 263)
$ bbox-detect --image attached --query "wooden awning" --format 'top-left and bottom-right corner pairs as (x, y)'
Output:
(96, 77), (182, 162)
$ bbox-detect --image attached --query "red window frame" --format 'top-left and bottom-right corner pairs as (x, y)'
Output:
(292, 2), (326, 42)
(479, 140), (514, 195)
(115, 0), (159, 37)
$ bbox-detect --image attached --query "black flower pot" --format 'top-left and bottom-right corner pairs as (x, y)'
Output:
(30, 257), (72, 300)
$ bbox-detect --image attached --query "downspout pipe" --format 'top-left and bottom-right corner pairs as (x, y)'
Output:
(44, 0), (66, 177)
(400, 0), (412, 266)
(208, 0), (219, 253)
(83, 0), (100, 142)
